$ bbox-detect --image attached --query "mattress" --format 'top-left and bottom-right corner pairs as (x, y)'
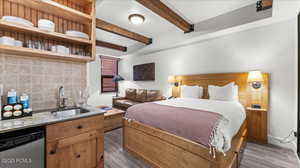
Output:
(125, 98), (246, 154)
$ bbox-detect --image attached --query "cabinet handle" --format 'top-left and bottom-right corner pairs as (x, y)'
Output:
(50, 150), (56, 155)
(77, 125), (83, 129)
(76, 154), (81, 158)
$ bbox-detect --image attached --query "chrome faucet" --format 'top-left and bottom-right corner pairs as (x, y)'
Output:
(58, 86), (67, 109)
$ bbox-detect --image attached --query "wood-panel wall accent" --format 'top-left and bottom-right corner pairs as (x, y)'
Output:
(172, 72), (269, 109)
(96, 40), (127, 52)
(0, 0), (95, 59)
(96, 18), (152, 45)
(9, 0), (92, 24)
(136, 0), (194, 33)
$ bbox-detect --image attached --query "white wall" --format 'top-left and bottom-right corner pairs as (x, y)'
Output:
(87, 53), (115, 107)
(118, 18), (298, 149)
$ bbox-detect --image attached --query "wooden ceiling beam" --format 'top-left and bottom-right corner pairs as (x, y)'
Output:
(257, 0), (273, 12)
(136, 0), (194, 33)
(96, 40), (127, 52)
(96, 19), (152, 45)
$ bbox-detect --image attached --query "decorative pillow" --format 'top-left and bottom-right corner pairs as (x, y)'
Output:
(146, 90), (161, 102)
(136, 89), (147, 102)
(125, 88), (136, 100)
(208, 82), (236, 101)
(180, 85), (203, 99)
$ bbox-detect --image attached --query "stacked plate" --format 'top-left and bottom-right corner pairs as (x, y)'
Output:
(2, 16), (33, 27)
(38, 19), (55, 32)
(66, 30), (89, 39)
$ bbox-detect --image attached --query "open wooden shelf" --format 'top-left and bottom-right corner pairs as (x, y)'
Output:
(0, 21), (92, 45)
(8, 0), (92, 25)
(0, 45), (93, 62)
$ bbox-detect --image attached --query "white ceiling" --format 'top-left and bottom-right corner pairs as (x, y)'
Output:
(95, 0), (258, 55)
(161, 0), (256, 23)
(95, 0), (180, 39)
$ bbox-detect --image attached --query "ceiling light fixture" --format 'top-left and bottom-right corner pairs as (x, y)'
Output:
(128, 14), (145, 25)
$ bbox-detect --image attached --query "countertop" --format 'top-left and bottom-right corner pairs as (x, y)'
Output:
(0, 105), (106, 134)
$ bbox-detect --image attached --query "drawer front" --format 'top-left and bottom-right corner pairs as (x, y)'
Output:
(104, 114), (123, 132)
(47, 115), (104, 142)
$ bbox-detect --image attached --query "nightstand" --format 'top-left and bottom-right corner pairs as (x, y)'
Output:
(246, 107), (268, 144)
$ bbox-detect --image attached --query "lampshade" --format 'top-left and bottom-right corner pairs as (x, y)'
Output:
(248, 71), (263, 82)
(112, 75), (124, 82)
(168, 76), (176, 83)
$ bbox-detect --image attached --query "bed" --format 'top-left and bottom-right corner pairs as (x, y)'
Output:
(123, 72), (269, 168)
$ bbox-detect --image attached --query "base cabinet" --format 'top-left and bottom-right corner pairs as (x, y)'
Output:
(46, 115), (104, 168)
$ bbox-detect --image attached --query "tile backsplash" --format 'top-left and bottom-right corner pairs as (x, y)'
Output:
(0, 54), (87, 110)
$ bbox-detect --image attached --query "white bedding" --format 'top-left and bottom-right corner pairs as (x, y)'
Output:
(154, 98), (246, 153)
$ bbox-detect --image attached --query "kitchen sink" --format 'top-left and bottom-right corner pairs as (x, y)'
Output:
(51, 107), (90, 117)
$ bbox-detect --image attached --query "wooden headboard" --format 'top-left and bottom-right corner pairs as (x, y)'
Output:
(172, 72), (269, 109)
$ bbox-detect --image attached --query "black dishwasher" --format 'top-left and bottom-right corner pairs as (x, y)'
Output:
(0, 126), (45, 168)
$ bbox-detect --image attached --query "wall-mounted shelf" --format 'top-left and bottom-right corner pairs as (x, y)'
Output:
(8, 0), (92, 25)
(1, 0), (96, 62)
(0, 45), (93, 62)
(0, 21), (92, 45)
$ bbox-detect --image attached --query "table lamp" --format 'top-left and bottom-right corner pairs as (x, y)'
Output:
(112, 75), (124, 97)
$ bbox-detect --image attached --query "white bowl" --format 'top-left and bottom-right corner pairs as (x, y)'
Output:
(65, 30), (89, 39)
(2, 16), (33, 27)
(0, 36), (15, 46)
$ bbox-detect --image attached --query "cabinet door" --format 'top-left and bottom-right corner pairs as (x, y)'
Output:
(47, 130), (103, 168)
(246, 110), (267, 144)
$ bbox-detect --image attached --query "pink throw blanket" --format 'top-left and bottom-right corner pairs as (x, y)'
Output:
(125, 103), (222, 147)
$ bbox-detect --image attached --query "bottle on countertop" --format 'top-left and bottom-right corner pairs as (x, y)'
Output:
(20, 93), (29, 109)
(7, 89), (17, 105)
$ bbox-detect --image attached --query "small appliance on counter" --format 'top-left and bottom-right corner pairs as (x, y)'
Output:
(1, 89), (32, 120)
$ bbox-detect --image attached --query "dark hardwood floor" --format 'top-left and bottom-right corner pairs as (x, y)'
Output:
(104, 129), (299, 168)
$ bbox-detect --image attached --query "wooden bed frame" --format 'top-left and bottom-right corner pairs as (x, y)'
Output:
(123, 72), (269, 168)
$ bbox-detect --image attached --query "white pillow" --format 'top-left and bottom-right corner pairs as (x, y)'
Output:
(208, 82), (236, 101)
(180, 85), (203, 99)
(233, 85), (239, 101)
